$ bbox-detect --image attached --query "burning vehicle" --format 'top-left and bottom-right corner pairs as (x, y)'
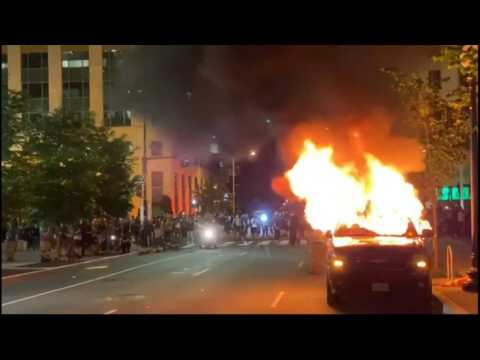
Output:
(282, 139), (433, 310)
(325, 225), (432, 310)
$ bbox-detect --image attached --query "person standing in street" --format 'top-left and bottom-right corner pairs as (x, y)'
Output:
(233, 214), (242, 242)
(250, 215), (259, 241)
(289, 213), (299, 246)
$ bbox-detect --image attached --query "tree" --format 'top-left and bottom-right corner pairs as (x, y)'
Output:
(1, 91), (36, 224)
(382, 52), (473, 270)
(25, 110), (104, 226)
(94, 129), (139, 219)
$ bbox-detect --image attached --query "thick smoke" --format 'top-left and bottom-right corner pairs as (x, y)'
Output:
(272, 109), (425, 199)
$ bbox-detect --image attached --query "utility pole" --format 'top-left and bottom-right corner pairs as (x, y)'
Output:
(464, 75), (478, 292)
(140, 114), (147, 225)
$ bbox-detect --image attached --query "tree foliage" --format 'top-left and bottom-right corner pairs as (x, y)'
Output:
(382, 65), (471, 193)
(1, 91), (36, 223)
(2, 91), (138, 226)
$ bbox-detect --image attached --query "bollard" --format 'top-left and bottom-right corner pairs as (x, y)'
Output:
(311, 240), (326, 275)
(446, 245), (454, 282)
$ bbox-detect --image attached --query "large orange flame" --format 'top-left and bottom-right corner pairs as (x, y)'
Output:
(285, 140), (431, 235)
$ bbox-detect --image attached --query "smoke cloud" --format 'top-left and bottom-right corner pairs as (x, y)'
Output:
(272, 108), (425, 199)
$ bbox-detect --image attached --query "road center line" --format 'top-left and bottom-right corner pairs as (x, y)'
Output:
(2, 252), (194, 307)
(271, 291), (285, 308)
(193, 268), (209, 277)
(104, 309), (118, 315)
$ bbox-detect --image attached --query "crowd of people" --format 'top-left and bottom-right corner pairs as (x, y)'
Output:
(435, 203), (471, 240)
(211, 210), (308, 245)
(2, 209), (311, 262)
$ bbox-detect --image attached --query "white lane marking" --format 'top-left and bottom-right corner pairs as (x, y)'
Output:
(219, 241), (234, 247)
(85, 265), (109, 270)
(181, 244), (195, 249)
(193, 268), (210, 277)
(1, 252), (137, 280)
(238, 252), (247, 257)
(238, 241), (254, 247)
(270, 291), (285, 308)
(257, 240), (271, 247)
(2, 252), (193, 307)
(171, 271), (187, 274)
(432, 289), (471, 314)
(104, 309), (118, 315)
(298, 261), (304, 268)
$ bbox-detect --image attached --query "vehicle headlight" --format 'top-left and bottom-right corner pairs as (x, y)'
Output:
(204, 228), (215, 240)
(110, 235), (116, 241)
(416, 260), (428, 269)
(333, 259), (344, 269)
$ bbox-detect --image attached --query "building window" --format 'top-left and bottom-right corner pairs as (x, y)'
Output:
(151, 171), (164, 203)
(22, 52), (49, 116)
(181, 174), (186, 213)
(428, 70), (441, 90)
(105, 110), (132, 127)
(151, 141), (163, 156)
(103, 48), (130, 127)
(63, 51), (89, 117)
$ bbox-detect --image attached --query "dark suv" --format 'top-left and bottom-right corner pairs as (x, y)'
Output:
(326, 227), (432, 311)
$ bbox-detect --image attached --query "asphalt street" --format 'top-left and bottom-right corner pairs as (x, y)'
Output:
(1, 239), (444, 314)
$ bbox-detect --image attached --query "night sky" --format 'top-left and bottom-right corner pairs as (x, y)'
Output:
(117, 45), (441, 211)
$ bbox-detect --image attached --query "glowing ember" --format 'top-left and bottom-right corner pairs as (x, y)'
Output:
(285, 140), (431, 235)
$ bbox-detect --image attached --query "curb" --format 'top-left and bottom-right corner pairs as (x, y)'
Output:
(432, 288), (471, 314)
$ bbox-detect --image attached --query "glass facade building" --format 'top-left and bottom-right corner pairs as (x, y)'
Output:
(103, 48), (131, 127)
(62, 50), (90, 119)
(21, 52), (49, 118)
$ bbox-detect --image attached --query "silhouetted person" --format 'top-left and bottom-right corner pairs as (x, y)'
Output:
(289, 213), (299, 246)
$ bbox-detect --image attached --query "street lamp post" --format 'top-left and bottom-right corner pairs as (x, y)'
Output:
(464, 76), (478, 292)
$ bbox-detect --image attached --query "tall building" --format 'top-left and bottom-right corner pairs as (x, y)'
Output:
(1, 45), (208, 219)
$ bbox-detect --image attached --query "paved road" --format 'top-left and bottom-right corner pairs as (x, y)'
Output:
(1, 239), (444, 314)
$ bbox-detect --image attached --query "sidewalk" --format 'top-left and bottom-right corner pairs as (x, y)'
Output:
(2, 249), (41, 269)
(433, 278), (478, 314)
(431, 236), (478, 314)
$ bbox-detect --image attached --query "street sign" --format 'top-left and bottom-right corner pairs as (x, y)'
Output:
(438, 185), (471, 201)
